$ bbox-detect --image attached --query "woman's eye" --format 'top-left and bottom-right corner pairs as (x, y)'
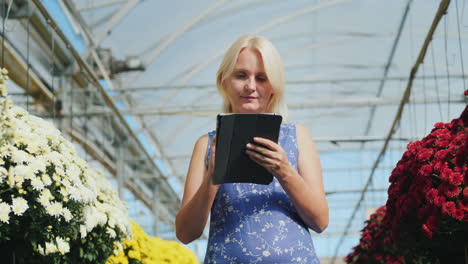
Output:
(256, 76), (267, 82)
(235, 73), (247, 79)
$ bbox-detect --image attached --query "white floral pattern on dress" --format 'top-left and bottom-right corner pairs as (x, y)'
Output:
(204, 123), (320, 264)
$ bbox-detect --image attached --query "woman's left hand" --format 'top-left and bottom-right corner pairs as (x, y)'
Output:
(245, 137), (292, 179)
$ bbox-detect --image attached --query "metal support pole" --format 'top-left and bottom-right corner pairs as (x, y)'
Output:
(152, 179), (161, 236)
(116, 141), (126, 199)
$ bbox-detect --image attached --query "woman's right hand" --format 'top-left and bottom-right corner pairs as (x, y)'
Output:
(206, 135), (218, 186)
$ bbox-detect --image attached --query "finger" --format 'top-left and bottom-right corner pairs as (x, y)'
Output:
(246, 143), (276, 159)
(209, 136), (216, 166)
(211, 136), (216, 152)
(253, 137), (278, 151)
(245, 150), (274, 164)
(246, 149), (277, 167)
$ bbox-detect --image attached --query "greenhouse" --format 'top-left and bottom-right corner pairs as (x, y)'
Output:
(0, 0), (467, 263)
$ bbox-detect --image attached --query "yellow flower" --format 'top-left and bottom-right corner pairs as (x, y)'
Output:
(106, 219), (199, 264)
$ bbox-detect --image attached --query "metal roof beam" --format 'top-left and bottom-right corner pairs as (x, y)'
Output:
(43, 95), (464, 117)
(113, 74), (468, 93)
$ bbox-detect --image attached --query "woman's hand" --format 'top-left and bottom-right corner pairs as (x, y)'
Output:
(206, 135), (217, 183)
(245, 137), (293, 179)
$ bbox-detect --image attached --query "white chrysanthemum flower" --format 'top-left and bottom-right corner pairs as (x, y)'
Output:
(11, 197), (28, 216)
(0, 166), (7, 179)
(38, 191), (50, 207)
(62, 207), (72, 222)
(37, 244), (45, 255)
(0, 83), (6, 97)
(79, 186), (96, 203)
(95, 209), (108, 226)
(7, 167), (15, 187)
(116, 242), (123, 252)
(11, 105), (28, 117)
(0, 145), (13, 158)
(59, 186), (69, 198)
(56, 237), (70, 254)
(0, 202), (11, 223)
(106, 227), (117, 238)
(66, 163), (81, 183)
(45, 151), (62, 165)
(46, 201), (63, 217)
(14, 164), (34, 182)
(83, 206), (99, 232)
(55, 166), (65, 177)
(31, 176), (45, 191)
(10, 149), (30, 164)
(25, 137), (44, 154)
(41, 174), (52, 186)
(68, 186), (83, 201)
(45, 241), (58, 254)
(79, 225), (87, 239)
(29, 158), (46, 173)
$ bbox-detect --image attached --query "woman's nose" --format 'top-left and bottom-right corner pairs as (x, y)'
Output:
(244, 77), (256, 91)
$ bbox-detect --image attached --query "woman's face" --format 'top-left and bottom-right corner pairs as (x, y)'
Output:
(223, 47), (274, 114)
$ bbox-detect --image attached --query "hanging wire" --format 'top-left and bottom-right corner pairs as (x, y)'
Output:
(84, 81), (90, 162)
(25, 4), (31, 112)
(49, 21), (57, 119)
(443, 13), (452, 118)
(1, 0), (13, 68)
(69, 78), (74, 143)
(430, 43), (444, 121)
(410, 87), (418, 141)
(408, 2), (418, 141)
(397, 80), (404, 160)
(455, 0), (467, 103)
(422, 64), (428, 132)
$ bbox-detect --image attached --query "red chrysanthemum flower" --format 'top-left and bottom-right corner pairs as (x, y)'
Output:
(434, 149), (451, 161)
(422, 224), (433, 238)
(417, 164), (433, 178)
(459, 199), (468, 211)
(417, 149), (434, 162)
(439, 183), (461, 198)
(426, 189), (439, 205)
(453, 209), (464, 220)
(442, 201), (457, 217)
(434, 122), (445, 129)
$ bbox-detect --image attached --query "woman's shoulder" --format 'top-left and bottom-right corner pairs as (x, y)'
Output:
(282, 122), (308, 133)
(193, 131), (216, 150)
(193, 134), (210, 149)
(283, 123), (313, 138)
(293, 124), (315, 143)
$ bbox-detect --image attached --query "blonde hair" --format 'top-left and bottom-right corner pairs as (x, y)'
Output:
(216, 35), (288, 120)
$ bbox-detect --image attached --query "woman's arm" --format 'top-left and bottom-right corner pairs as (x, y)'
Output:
(175, 135), (220, 244)
(245, 124), (329, 233)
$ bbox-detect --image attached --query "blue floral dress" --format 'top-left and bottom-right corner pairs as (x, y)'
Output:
(204, 123), (320, 264)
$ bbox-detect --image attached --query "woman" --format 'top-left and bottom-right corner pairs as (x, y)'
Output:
(176, 35), (328, 264)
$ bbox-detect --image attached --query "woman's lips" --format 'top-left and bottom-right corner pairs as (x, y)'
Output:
(241, 96), (257, 100)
